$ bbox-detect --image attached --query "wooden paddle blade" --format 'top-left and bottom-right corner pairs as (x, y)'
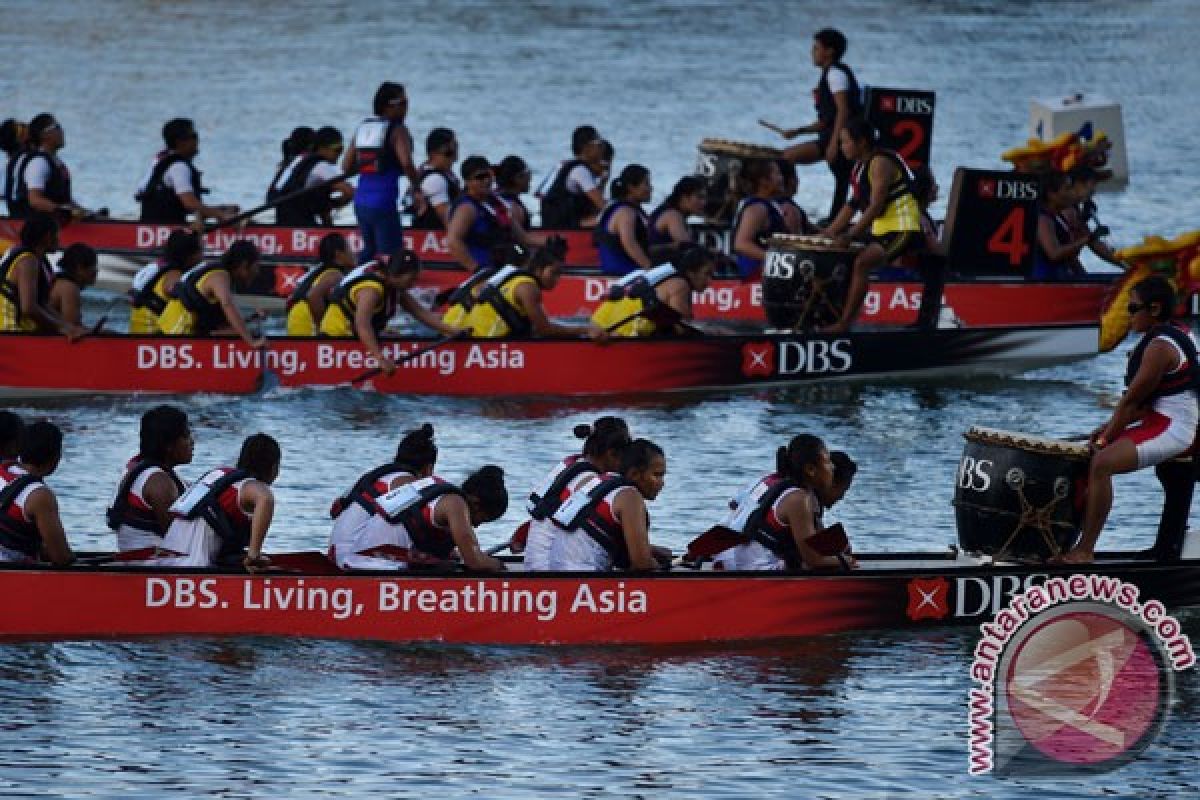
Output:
(809, 523), (851, 556)
(685, 525), (745, 560)
(510, 520), (531, 551)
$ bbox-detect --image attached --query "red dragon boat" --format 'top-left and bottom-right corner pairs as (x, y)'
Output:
(1, 550), (1197, 646)
(0, 216), (1112, 327)
(0, 326), (1097, 399)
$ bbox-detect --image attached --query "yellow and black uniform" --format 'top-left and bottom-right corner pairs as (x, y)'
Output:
(461, 266), (536, 338)
(158, 262), (230, 336)
(128, 261), (178, 335)
(440, 267), (498, 330)
(590, 265), (678, 338)
(850, 149), (922, 260)
(0, 246), (54, 332)
(286, 263), (346, 336)
(318, 264), (397, 339)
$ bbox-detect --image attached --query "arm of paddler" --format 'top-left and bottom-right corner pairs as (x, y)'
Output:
(14, 257), (85, 340)
(142, 470), (183, 535)
(514, 281), (606, 341)
(844, 156), (892, 241)
(397, 290), (464, 337)
(26, 486), (75, 567)
(1037, 213), (1090, 263)
(733, 203), (768, 262)
(208, 272), (265, 348)
(819, 202), (856, 239)
(614, 207), (652, 269)
(306, 272), (342, 329)
(826, 91), (852, 163)
(1096, 339), (1175, 447)
(48, 281), (82, 327)
(779, 490), (850, 570)
(437, 495), (504, 572)
(239, 480), (275, 573)
(612, 488), (657, 571)
(446, 201), (479, 270)
(391, 126), (424, 210)
(353, 285), (396, 376)
(658, 277), (694, 322)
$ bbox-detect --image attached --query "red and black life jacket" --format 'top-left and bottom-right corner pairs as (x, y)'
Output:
(106, 458), (186, 537)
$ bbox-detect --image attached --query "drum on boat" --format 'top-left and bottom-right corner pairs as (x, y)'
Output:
(761, 234), (860, 330)
(953, 426), (1090, 560)
(694, 138), (782, 222)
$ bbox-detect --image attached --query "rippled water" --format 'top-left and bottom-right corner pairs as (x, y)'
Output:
(3, 0), (1200, 797)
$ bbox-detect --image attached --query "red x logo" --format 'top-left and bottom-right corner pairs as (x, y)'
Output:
(880, 95), (896, 113)
(741, 342), (774, 377)
(273, 266), (305, 296)
(978, 179), (996, 199)
(907, 577), (950, 621)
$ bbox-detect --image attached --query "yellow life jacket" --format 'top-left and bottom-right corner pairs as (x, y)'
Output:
(590, 265), (678, 338)
(441, 267), (500, 329)
(0, 247), (53, 333)
(128, 261), (179, 335)
(286, 265), (344, 337)
(850, 150), (922, 236)
(157, 263), (228, 336)
(461, 266), (536, 338)
(318, 264), (394, 339)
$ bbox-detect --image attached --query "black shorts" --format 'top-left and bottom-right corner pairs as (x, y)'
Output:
(872, 231), (923, 261)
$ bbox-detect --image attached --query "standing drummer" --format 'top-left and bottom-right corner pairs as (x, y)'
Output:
(778, 28), (862, 222)
(1063, 277), (1200, 563)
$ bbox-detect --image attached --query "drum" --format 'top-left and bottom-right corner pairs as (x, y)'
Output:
(761, 234), (860, 330)
(953, 426), (1091, 560)
(695, 138), (783, 222)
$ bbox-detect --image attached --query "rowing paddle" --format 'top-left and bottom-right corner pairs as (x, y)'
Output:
(204, 167), (359, 233)
(758, 118), (787, 136)
(485, 520), (531, 556)
(345, 330), (469, 387)
(685, 523), (850, 561)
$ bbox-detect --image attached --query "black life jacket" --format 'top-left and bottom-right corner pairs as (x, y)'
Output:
(1126, 323), (1200, 402)
(169, 262), (228, 334)
(527, 457), (598, 521)
(0, 246), (54, 324)
(286, 263), (345, 310)
(329, 264), (397, 337)
(550, 475), (637, 570)
(10, 152), (72, 218)
(329, 462), (413, 519)
(373, 478), (466, 560)
(271, 154), (332, 226)
(0, 466), (41, 558)
(138, 153), (205, 224)
(408, 166), (461, 230)
(731, 198), (787, 249)
(734, 477), (804, 569)
(105, 459), (186, 536)
(850, 149), (916, 213)
(540, 159), (596, 228)
(815, 62), (862, 133)
(170, 468), (252, 556)
(443, 265), (500, 316)
(3, 151), (29, 211)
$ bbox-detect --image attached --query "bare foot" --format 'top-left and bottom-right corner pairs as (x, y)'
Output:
(1058, 549), (1095, 564)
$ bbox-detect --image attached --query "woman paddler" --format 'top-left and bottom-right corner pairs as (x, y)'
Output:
(544, 438), (669, 572)
(158, 433), (280, 572)
(129, 229), (202, 335)
(319, 246), (464, 376)
(47, 243), (98, 327)
(731, 159), (788, 280)
(157, 240), (267, 348)
(328, 423), (507, 572)
(1063, 277), (1200, 563)
(0, 421), (74, 567)
(519, 417), (632, 570)
(106, 405), (193, 552)
(648, 176), (706, 248)
(446, 156), (545, 272)
(590, 244), (716, 337)
(286, 232), (354, 336)
(0, 212), (86, 339)
(594, 164), (654, 276)
(709, 434), (857, 571)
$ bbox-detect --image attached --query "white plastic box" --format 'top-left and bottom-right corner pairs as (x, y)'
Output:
(1030, 93), (1129, 189)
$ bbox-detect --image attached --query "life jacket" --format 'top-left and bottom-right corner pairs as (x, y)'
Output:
(441, 265), (500, 328)
(549, 473), (638, 570)
(373, 476), (465, 560)
(731, 197), (787, 279)
(463, 265), (536, 338)
(353, 116), (403, 208)
(497, 191), (531, 227)
(647, 204), (677, 247)
(408, 166), (462, 229)
(527, 455), (598, 520)
(329, 463), (414, 519)
(128, 260), (178, 316)
(3, 151), (29, 211)
(849, 149), (921, 235)
(778, 198), (812, 234)
(1126, 323), (1200, 402)
(138, 152), (204, 224)
(0, 464), (42, 558)
(590, 264), (680, 338)
(106, 458), (186, 537)
(0, 246), (54, 330)
(594, 201), (650, 276)
(286, 263), (346, 310)
(723, 474), (808, 569)
(10, 151), (72, 218)
(540, 158), (595, 228)
(168, 262), (228, 335)
(327, 263), (397, 337)
(814, 62), (862, 135)
(1031, 206), (1078, 280)
(452, 194), (513, 268)
(270, 154), (331, 226)
(168, 467), (253, 556)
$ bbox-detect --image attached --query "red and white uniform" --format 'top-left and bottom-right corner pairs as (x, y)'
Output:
(111, 459), (176, 552)
(523, 455), (596, 571)
(545, 472), (634, 571)
(1121, 328), (1200, 469)
(333, 475), (457, 570)
(0, 464), (43, 563)
(713, 474), (809, 571)
(160, 468), (252, 567)
(329, 468), (412, 569)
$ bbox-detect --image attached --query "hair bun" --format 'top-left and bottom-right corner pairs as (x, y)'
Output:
(477, 464), (505, 481)
(573, 423), (593, 440)
(417, 423), (434, 438)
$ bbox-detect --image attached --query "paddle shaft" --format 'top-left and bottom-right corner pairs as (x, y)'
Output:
(347, 331), (466, 385)
(758, 118), (787, 136)
(204, 167), (358, 232)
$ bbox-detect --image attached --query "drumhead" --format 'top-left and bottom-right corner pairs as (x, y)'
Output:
(698, 138), (782, 158)
(768, 233), (864, 254)
(963, 426), (1090, 459)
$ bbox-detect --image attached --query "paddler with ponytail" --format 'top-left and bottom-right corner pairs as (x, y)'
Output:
(0, 212), (86, 339)
(731, 159), (788, 279)
(107, 405), (193, 552)
(129, 229), (202, 335)
(709, 434), (857, 571)
(591, 244), (716, 337)
(544, 438), (669, 572)
(819, 116), (923, 333)
(286, 232), (354, 336)
(594, 164), (654, 276)
(157, 240), (267, 347)
(458, 243), (607, 340)
(329, 423), (507, 572)
(159, 433), (280, 571)
(520, 416), (632, 570)
(446, 156), (545, 272)
(318, 247), (465, 375)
